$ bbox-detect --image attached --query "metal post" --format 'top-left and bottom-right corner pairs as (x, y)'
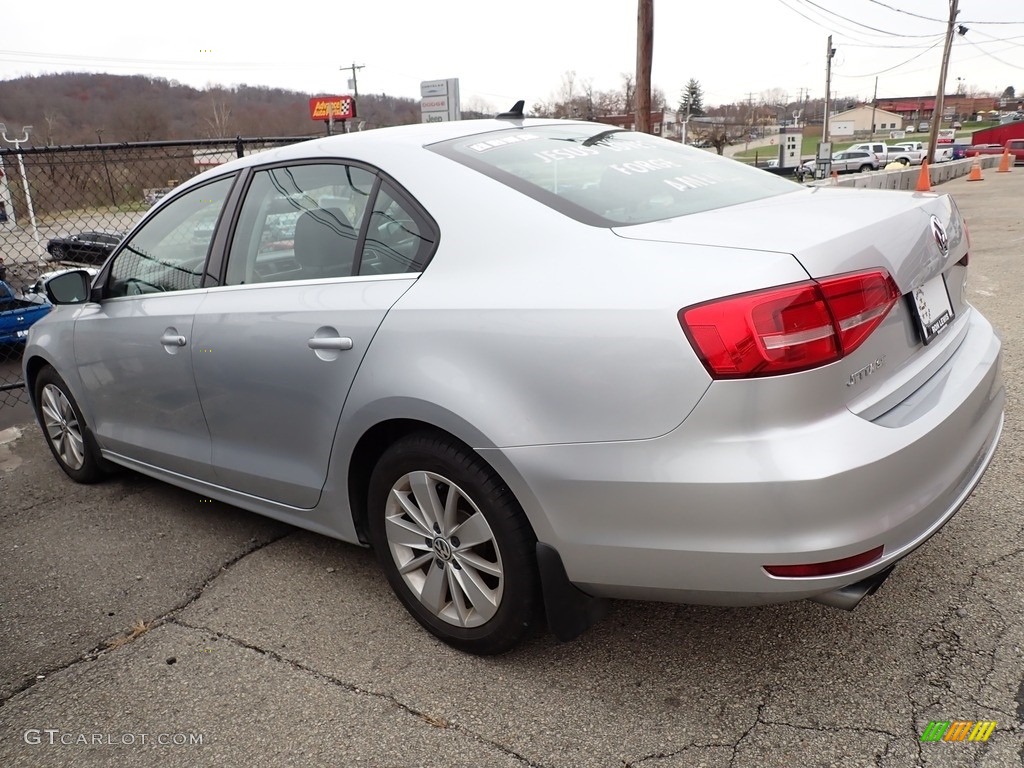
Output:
(96, 130), (116, 206)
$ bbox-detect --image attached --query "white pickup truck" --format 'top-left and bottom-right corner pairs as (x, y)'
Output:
(890, 140), (954, 163)
(849, 141), (923, 166)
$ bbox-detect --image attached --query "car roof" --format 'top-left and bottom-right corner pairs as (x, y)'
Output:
(174, 117), (589, 193)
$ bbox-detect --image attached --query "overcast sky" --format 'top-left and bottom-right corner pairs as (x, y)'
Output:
(1, 0), (1021, 113)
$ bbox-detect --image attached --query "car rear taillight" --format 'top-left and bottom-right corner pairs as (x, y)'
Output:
(679, 270), (900, 378)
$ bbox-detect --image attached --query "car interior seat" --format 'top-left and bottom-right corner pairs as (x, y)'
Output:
(293, 207), (357, 278)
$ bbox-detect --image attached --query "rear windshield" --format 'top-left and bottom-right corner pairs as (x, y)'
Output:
(429, 123), (799, 227)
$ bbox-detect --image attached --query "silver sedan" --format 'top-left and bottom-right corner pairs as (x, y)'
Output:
(24, 117), (1004, 654)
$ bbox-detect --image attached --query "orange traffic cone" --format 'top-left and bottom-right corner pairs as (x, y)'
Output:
(998, 147), (1012, 173)
(915, 161), (932, 192)
(967, 159), (984, 182)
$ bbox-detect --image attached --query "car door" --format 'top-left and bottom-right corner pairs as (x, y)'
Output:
(191, 162), (435, 509)
(71, 175), (236, 480)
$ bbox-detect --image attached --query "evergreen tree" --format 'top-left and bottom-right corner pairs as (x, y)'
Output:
(678, 78), (705, 116)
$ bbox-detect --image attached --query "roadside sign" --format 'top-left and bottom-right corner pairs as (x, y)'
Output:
(309, 96), (355, 121)
(420, 80), (449, 97)
(420, 79), (460, 122)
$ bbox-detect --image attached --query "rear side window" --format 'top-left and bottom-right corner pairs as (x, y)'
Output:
(430, 124), (798, 226)
(224, 163), (436, 285)
(225, 163), (374, 285)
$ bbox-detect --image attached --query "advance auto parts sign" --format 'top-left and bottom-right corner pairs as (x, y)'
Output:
(309, 96), (355, 121)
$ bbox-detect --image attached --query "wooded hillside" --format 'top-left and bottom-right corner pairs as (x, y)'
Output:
(0, 73), (423, 145)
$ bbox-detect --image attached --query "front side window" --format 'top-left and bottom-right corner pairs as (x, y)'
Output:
(108, 176), (234, 297)
(430, 124), (799, 226)
(225, 164), (375, 285)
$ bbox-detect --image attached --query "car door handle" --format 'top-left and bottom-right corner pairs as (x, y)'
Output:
(160, 333), (187, 347)
(307, 336), (353, 351)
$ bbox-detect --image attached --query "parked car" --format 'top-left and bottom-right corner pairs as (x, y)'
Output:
(0, 279), (52, 345)
(794, 150), (878, 181)
(23, 116), (1005, 654)
(829, 149), (881, 173)
(144, 187), (174, 206)
(46, 231), (124, 264)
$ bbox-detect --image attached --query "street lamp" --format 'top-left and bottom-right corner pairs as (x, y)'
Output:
(0, 123), (43, 259)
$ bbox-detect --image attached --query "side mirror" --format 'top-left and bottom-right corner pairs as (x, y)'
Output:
(45, 270), (93, 304)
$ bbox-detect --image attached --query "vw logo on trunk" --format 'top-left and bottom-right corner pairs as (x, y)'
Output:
(930, 215), (949, 257)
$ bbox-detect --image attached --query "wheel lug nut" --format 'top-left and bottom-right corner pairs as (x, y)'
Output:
(424, 537), (432, 547)
(433, 523), (441, 534)
(435, 559), (444, 569)
(452, 561), (462, 570)
(450, 536), (460, 548)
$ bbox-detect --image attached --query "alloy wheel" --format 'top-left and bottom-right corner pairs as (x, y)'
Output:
(40, 383), (86, 470)
(383, 470), (504, 628)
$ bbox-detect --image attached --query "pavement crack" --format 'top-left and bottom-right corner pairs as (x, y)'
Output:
(0, 529), (292, 709)
(624, 742), (732, 767)
(758, 718), (900, 739)
(729, 696), (767, 767)
(170, 618), (549, 767)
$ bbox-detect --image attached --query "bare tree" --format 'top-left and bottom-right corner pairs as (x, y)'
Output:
(621, 73), (635, 114)
(204, 93), (233, 138)
(692, 124), (730, 155)
(42, 110), (60, 145)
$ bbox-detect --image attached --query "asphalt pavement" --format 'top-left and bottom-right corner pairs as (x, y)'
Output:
(1, 168), (1023, 767)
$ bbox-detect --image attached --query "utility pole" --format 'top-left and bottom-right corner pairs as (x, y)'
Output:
(339, 62), (365, 133)
(927, 0), (960, 166)
(819, 36), (837, 180)
(869, 76), (879, 139)
(635, 0), (653, 133)
(823, 36), (836, 143)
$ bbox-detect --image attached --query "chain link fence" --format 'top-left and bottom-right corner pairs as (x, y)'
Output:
(0, 136), (313, 407)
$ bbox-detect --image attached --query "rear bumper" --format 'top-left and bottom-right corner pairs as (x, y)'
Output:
(484, 309), (1004, 606)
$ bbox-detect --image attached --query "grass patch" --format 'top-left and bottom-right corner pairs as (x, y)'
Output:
(104, 618), (155, 650)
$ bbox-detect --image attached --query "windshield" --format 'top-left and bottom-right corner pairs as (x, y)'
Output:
(429, 123), (799, 226)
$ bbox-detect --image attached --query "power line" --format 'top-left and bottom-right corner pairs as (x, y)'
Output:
(835, 38), (945, 77)
(839, 37), (945, 49)
(962, 37), (1024, 69)
(960, 19), (1024, 25)
(774, 0), (919, 43)
(863, 0), (944, 23)
(794, 0), (940, 37)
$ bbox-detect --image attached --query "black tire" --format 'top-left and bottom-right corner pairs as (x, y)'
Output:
(897, 157), (910, 166)
(49, 244), (66, 260)
(859, 165), (873, 173)
(367, 431), (540, 655)
(33, 366), (107, 483)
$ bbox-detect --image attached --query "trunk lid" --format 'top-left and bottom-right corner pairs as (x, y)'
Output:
(615, 187), (971, 420)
